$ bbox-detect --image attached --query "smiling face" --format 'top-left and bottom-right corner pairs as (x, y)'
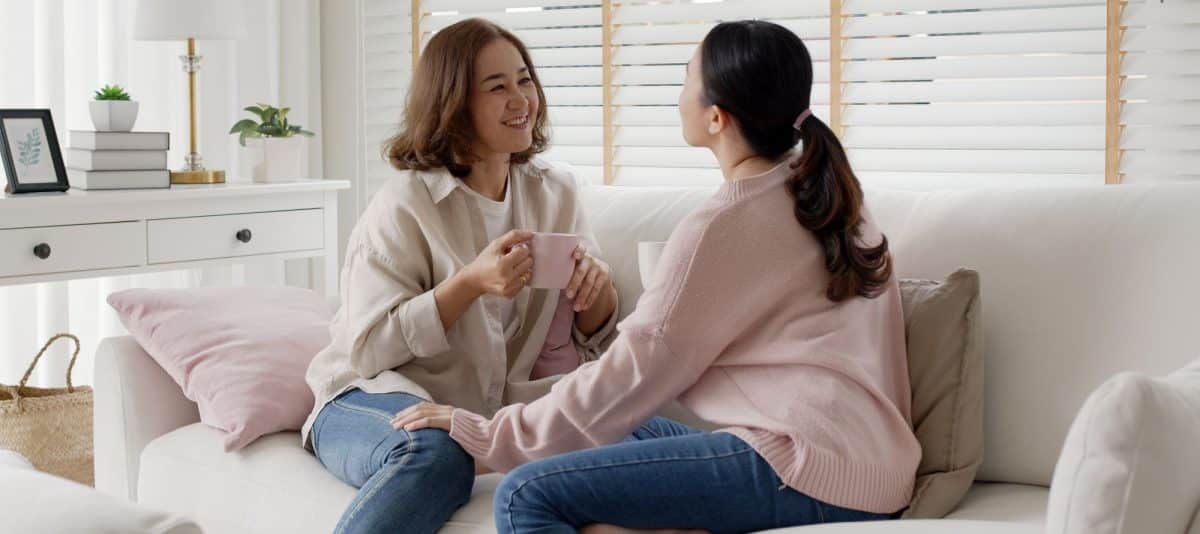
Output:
(469, 38), (540, 160)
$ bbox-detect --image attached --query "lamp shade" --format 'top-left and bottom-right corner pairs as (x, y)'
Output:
(134, 0), (247, 41)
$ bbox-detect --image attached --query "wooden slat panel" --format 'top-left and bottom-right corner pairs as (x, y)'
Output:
(843, 5), (1105, 37)
(843, 103), (1102, 126)
(850, 149), (1103, 174)
(843, 30), (1104, 59)
(845, 0), (1103, 13)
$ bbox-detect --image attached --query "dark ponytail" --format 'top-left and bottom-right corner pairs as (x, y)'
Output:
(700, 21), (891, 301)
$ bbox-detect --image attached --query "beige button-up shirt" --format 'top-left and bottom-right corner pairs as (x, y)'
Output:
(301, 158), (618, 449)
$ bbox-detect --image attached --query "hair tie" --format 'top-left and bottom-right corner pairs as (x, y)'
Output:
(793, 108), (812, 130)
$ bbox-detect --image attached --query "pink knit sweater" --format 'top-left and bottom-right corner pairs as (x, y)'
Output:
(450, 159), (921, 514)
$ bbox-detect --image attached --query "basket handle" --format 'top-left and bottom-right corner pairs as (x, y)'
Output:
(11, 333), (82, 402)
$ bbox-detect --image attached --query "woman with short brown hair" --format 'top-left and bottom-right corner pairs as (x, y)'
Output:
(300, 18), (620, 533)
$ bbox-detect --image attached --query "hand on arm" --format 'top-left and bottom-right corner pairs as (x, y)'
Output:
(566, 243), (617, 336)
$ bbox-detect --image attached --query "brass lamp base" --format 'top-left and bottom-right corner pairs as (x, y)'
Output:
(170, 169), (225, 184)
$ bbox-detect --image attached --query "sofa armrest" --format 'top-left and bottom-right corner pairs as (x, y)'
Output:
(93, 336), (199, 502)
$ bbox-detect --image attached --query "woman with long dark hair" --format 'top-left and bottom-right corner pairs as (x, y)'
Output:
(395, 20), (920, 533)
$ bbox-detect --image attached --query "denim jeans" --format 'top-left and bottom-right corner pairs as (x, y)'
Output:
(311, 389), (475, 534)
(309, 390), (689, 533)
(494, 416), (892, 534)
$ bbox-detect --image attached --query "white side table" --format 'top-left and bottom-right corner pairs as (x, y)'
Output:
(0, 180), (350, 297)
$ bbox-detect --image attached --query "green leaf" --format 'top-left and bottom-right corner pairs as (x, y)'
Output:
(262, 108), (278, 126)
(297, 129), (315, 137)
(95, 84), (131, 100)
(243, 106), (266, 120)
(278, 107), (290, 122)
(239, 129), (263, 147)
(229, 119), (257, 134)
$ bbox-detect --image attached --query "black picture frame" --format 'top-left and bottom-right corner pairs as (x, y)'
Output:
(0, 109), (69, 194)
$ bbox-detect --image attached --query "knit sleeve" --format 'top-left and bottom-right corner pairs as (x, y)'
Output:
(448, 206), (746, 471)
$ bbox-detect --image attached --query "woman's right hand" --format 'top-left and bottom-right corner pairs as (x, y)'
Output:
(463, 229), (535, 299)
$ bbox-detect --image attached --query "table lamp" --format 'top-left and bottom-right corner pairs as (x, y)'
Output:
(134, 0), (246, 184)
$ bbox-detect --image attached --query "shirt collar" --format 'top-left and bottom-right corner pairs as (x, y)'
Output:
(418, 159), (549, 205)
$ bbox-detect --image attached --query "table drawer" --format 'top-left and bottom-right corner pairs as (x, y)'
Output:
(0, 222), (145, 278)
(147, 209), (323, 264)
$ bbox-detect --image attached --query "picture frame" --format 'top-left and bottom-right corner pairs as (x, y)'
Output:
(0, 109), (69, 194)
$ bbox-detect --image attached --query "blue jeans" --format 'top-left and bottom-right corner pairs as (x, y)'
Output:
(494, 417), (892, 534)
(311, 389), (475, 534)
(309, 390), (711, 534)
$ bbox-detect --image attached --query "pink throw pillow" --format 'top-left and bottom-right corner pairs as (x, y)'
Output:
(107, 286), (332, 451)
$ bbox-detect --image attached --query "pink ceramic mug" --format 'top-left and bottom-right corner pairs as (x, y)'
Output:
(528, 233), (579, 289)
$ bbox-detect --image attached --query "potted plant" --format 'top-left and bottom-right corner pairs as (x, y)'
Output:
(89, 85), (139, 132)
(229, 104), (315, 182)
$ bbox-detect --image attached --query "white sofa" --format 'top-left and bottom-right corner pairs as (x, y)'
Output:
(94, 183), (1200, 533)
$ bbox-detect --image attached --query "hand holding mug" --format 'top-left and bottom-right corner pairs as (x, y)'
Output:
(464, 229), (534, 299)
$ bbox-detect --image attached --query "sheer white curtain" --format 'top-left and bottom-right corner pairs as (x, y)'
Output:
(0, 0), (323, 388)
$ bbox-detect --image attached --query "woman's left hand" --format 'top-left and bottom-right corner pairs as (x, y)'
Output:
(391, 402), (455, 432)
(566, 244), (613, 312)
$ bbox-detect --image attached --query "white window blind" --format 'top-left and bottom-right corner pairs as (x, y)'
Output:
(361, 0), (413, 199)
(358, 1), (1196, 197)
(840, 0), (1108, 189)
(610, 1), (830, 187)
(1119, 1), (1200, 182)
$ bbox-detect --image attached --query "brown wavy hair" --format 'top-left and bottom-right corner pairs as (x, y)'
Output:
(700, 21), (892, 302)
(383, 18), (550, 177)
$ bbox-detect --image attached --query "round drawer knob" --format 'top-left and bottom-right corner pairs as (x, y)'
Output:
(32, 243), (51, 260)
(235, 229), (253, 243)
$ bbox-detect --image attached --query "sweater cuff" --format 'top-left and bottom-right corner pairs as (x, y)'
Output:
(449, 408), (495, 461)
(399, 289), (451, 358)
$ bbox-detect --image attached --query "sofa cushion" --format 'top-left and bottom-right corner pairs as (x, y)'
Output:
(0, 448), (202, 534)
(138, 423), (499, 534)
(139, 423), (1047, 534)
(857, 184), (1200, 487)
(761, 520), (1041, 534)
(763, 483), (1046, 533)
(900, 269), (985, 518)
(108, 286), (333, 451)
(1045, 359), (1200, 534)
(944, 482), (1048, 525)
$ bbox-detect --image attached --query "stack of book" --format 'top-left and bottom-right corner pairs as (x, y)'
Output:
(66, 131), (170, 190)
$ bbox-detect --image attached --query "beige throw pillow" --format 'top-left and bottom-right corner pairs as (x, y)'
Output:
(900, 268), (985, 519)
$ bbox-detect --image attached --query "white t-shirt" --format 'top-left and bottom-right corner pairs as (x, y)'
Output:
(458, 178), (520, 336)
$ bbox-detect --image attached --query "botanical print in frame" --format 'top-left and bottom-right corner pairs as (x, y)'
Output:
(0, 109), (69, 194)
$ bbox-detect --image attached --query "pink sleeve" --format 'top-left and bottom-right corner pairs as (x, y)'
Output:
(450, 328), (697, 472)
(448, 210), (732, 472)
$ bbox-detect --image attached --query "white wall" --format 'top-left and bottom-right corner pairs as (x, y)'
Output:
(0, 0), (325, 387)
(320, 0), (362, 267)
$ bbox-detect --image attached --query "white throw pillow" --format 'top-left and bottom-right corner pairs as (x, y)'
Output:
(1046, 360), (1200, 534)
(0, 454), (202, 534)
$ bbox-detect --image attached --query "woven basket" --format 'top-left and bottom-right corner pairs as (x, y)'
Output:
(0, 333), (93, 486)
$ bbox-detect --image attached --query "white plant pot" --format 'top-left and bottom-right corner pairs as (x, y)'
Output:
(89, 100), (139, 132)
(247, 137), (307, 183)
